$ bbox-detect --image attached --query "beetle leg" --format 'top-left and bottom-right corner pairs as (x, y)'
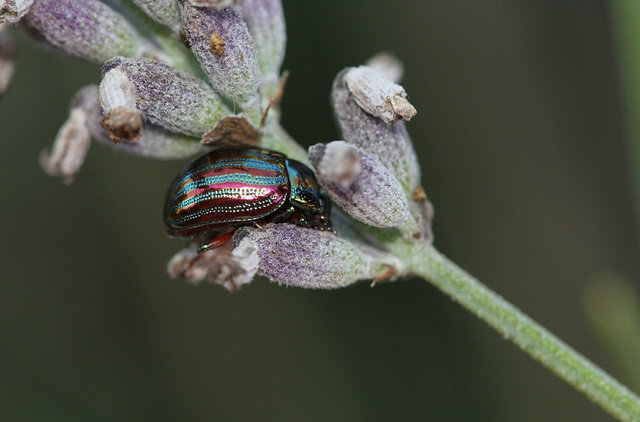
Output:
(198, 231), (235, 253)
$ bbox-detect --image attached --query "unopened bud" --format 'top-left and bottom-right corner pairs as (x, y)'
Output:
(100, 57), (230, 138)
(168, 239), (259, 292)
(40, 107), (91, 184)
(235, 224), (402, 289)
(0, 0), (33, 24)
(309, 141), (409, 228)
(343, 65), (416, 125)
(365, 52), (404, 83)
(23, 0), (142, 63)
(132, 0), (181, 33)
(236, 0), (286, 81)
(180, 2), (260, 110)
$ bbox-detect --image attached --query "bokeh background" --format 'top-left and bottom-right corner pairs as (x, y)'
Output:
(2, 1), (640, 421)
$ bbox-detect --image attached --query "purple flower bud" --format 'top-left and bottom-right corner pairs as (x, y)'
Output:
(365, 52), (404, 83)
(168, 240), (258, 292)
(234, 224), (403, 289)
(23, 0), (142, 64)
(76, 84), (205, 158)
(39, 85), (205, 180)
(179, 2), (261, 111)
(343, 66), (416, 125)
(100, 57), (230, 138)
(332, 67), (433, 240)
(132, 0), (181, 33)
(0, 24), (17, 96)
(332, 67), (420, 196)
(309, 141), (409, 228)
(236, 0), (286, 80)
(0, 0), (33, 24)
(39, 105), (91, 184)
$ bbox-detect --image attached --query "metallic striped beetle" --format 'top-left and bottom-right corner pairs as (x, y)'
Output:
(164, 146), (332, 250)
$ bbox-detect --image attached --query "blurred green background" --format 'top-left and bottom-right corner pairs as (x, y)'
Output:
(2, 1), (639, 421)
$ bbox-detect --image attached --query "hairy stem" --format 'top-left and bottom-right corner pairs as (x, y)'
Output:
(390, 240), (640, 421)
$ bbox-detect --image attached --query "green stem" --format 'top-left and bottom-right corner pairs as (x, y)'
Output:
(392, 240), (640, 421)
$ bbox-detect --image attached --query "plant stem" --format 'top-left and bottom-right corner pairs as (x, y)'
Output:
(393, 240), (640, 421)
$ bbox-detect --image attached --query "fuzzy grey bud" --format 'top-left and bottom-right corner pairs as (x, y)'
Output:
(39, 107), (91, 184)
(180, 2), (261, 111)
(309, 141), (409, 228)
(234, 224), (403, 289)
(309, 140), (361, 189)
(132, 0), (181, 33)
(343, 65), (416, 125)
(332, 67), (432, 240)
(42, 85), (205, 170)
(365, 52), (404, 83)
(236, 0), (286, 82)
(168, 240), (259, 292)
(77, 85), (205, 158)
(100, 57), (230, 138)
(23, 0), (142, 63)
(332, 67), (420, 195)
(0, 0), (33, 24)
(0, 24), (16, 96)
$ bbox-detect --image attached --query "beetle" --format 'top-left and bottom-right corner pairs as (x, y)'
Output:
(164, 146), (332, 251)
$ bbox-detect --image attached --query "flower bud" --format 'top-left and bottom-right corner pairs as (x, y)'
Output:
(168, 239), (258, 292)
(100, 57), (230, 138)
(309, 141), (409, 228)
(132, 0), (181, 33)
(236, 0), (286, 81)
(77, 85), (205, 158)
(23, 0), (142, 63)
(39, 85), (205, 179)
(332, 66), (433, 240)
(0, 23), (17, 96)
(365, 52), (404, 83)
(343, 65), (416, 125)
(40, 106), (91, 184)
(234, 224), (403, 289)
(332, 67), (420, 195)
(0, 0), (33, 24)
(180, 2), (261, 111)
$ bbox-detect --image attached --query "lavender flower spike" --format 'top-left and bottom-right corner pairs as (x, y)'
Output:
(0, 0), (33, 24)
(235, 224), (404, 289)
(100, 57), (230, 139)
(23, 0), (142, 64)
(309, 141), (410, 228)
(180, 2), (261, 115)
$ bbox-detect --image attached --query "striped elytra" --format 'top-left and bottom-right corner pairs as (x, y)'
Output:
(164, 147), (331, 249)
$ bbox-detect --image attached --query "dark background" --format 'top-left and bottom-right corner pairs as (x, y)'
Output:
(1, 1), (639, 421)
